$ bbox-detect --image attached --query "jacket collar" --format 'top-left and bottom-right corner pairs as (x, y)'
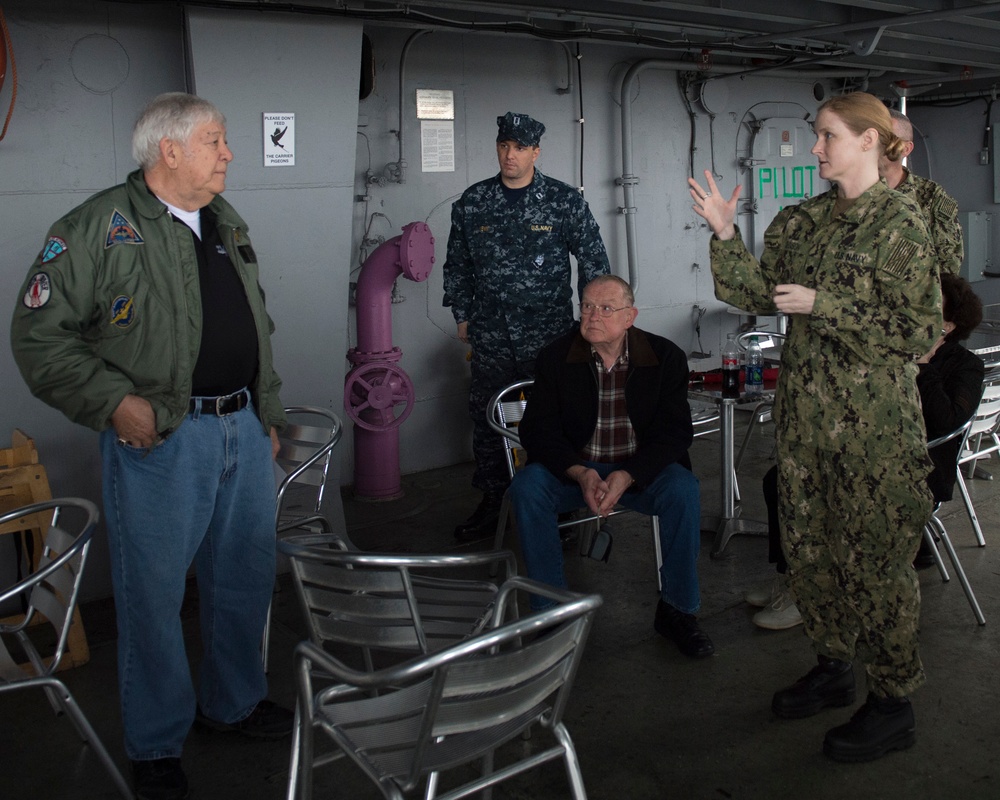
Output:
(566, 326), (659, 367)
(125, 169), (247, 231)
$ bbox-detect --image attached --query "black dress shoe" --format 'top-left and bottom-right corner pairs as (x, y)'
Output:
(132, 758), (189, 800)
(454, 494), (503, 542)
(654, 600), (715, 658)
(195, 699), (294, 740)
(823, 692), (915, 762)
(772, 656), (855, 719)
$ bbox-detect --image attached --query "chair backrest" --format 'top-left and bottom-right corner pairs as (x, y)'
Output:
(690, 402), (721, 438)
(296, 579), (601, 793)
(487, 378), (534, 480)
(275, 406), (343, 534)
(972, 344), (1000, 371)
(277, 532), (517, 672)
(0, 498), (98, 682)
(736, 330), (786, 366)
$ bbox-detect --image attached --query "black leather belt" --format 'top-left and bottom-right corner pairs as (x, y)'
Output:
(189, 389), (250, 416)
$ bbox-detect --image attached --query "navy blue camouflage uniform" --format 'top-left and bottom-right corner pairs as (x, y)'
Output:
(443, 168), (610, 496)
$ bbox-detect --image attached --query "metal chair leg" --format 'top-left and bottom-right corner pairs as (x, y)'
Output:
(955, 470), (987, 547)
(931, 516), (986, 625)
(924, 522), (949, 582)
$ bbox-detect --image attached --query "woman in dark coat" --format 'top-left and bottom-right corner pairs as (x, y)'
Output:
(917, 272), (984, 504)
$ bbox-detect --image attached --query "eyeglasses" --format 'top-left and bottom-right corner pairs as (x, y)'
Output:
(580, 302), (631, 318)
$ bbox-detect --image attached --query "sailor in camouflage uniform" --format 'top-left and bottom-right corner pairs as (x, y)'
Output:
(444, 112), (610, 541)
(880, 110), (963, 276)
(690, 93), (941, 763)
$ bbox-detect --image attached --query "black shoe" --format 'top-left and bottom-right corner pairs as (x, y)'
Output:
(654, 600), (715, 658)
(195, 699), (294, 740)
(132, 758), (189, 800)
(454, 494), (503, 542)
(823, 692), (915, 762)
(772, 656), (856, 719)
(913, 538), (938, 569)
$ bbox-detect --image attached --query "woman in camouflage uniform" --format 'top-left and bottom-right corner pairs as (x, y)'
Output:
(689, 93), (941, 763)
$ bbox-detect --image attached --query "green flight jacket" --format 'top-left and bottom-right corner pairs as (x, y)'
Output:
(10, 170), (286, 437)
(709, 181), (942, 460)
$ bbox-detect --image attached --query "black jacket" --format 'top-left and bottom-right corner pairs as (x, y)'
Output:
(918, 339), (984, 502)
(519, 326), (693, 488)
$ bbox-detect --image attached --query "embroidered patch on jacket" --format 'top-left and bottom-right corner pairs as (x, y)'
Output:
(40, 237), (68, 264)
(110, 295), (136, 328)
(105, 210), (145, 249)
(881, 240), (918, 278)
(23, 273), (51, 309)
(934, 195), (958, 220)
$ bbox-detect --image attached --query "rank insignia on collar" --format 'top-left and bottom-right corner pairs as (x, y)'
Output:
(105, 210), (145, 249)
(110, 295), (136, 328)
(40, 237), (67, 264)
(23, 273), (51, 309)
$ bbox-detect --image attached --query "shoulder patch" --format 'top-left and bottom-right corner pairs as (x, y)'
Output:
(40, 236), (68, 264)
(23, 273), (51, 309)
(110, 295), (136, 328)
(934, 194), (958, 220)
(882, 239), (918, 278)
(105, 210), (144, 249)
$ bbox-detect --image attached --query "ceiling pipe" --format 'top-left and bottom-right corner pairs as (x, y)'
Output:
(737, 1), (1000, 48)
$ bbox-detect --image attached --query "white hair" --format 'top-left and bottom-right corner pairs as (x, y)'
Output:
(131, 92), (225, 170)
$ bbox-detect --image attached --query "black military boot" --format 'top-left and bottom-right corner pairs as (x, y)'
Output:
(823, 692), (915, 762)
(454, 493), (503, 542)
(772, 655), (856, 719)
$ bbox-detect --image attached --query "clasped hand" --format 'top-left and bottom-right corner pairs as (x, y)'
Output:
(576, 467), (633, 518)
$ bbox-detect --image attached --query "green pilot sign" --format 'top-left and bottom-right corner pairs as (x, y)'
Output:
(756, 165), (819, 200)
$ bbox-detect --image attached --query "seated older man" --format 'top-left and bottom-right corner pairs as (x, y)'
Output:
(509, 274), (713, 658)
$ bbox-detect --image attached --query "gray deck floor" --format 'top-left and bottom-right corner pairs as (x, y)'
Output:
(3, 416), (999, 799)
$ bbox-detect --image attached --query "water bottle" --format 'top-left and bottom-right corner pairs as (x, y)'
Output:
(745, 335), (764, 397)
(721, 333), (740, 399)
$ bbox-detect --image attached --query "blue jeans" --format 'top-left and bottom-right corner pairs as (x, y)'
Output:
(509, 461), (702, 612)
(100, 401), (276, 760)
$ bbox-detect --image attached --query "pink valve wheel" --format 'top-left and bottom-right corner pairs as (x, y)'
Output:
(344, 362), (415, 431)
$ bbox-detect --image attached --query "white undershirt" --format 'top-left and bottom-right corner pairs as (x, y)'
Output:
(158, 198), (201, 239)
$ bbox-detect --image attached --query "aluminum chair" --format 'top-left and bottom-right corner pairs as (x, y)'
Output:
(962, 360), (1000, 481)
(487, 379), (670, 589)
(264, 406), (344, 670)
(277, 532), (519, 672)
(286, 577), (601, 800)
(922, 421), (986, 625)
(955, 381), (1000, 547)
(0, 499), (132, 799)
(276, 406), (344, 536)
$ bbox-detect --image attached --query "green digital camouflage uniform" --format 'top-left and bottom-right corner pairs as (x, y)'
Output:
(443, 168), (610, 496)
(710, 181), (942, 698)
(894, 167), (963, 276)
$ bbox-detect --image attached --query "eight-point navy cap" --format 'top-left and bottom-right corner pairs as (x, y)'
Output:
(496, 112), (545, 146)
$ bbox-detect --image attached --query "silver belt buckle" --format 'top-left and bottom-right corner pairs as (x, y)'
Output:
(215, 394), (229, 415)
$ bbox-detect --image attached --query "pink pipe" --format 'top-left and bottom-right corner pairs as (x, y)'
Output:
(354, 222), (434, 355)
(347, 221), (434, 500)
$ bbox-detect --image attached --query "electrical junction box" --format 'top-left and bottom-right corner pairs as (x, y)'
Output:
(958, 211), (994, 281)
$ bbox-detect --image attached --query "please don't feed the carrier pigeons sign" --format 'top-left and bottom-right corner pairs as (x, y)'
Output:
(263, 112), (295, 167)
